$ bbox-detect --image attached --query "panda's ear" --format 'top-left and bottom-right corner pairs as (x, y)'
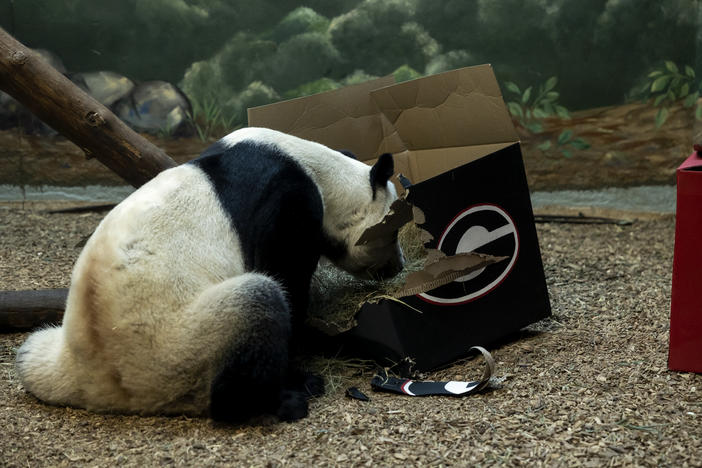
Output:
(370, 153), (394, 197)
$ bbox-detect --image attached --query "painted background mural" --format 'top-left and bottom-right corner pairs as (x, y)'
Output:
(0, 0), (699, 191)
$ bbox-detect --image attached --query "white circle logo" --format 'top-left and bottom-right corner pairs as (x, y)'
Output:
(419, 204), (519, 305)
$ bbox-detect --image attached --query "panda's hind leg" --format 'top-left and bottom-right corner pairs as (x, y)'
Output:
(193, 273), (309, 422)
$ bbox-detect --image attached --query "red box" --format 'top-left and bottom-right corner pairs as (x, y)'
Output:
(669, 151), (702, 373)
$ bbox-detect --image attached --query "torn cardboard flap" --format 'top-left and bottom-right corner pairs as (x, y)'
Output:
(369, 65), (518, 151)
(247, 75), (400, 161)
(249, 65), (519, 186)
(356, 177), (425, 246)
(355, 196), (414, 246)
(394, 250), (508, 298)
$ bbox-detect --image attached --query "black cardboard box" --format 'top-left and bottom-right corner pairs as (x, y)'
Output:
(249, 64), (551, 371)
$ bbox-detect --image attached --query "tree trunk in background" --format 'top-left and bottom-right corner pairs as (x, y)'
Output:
(0, 27), (177, 188)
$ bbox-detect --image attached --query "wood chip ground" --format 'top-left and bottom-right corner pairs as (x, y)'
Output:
(1, 203), (700, 467)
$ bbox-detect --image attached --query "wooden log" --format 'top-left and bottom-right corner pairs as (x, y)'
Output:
(0, 27), (177, 188)
(0, 289), (67, 330)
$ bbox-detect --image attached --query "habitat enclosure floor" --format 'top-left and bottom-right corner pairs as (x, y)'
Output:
(1, 203), (700, 467)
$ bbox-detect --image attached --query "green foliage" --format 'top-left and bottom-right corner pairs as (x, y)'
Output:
(506, 76), (589, 159)
(10, 0), (697, 132)
(180, 59), (229, 107)
(635, 61), (702, 128)
(555, 129), (590, 158)
(329, 0), (437, 78)
(393, 65), (421, 83)
(3, 0), (304, 84)
(187, 96), (238, 142)
(504, 76), (570, 133)
(340, 70), (379, 86)
(271, 7), (330, 43)
(425, 49), (474, 76)
(266, 32), (342, 91)
(536, 130), (590, 159)
(283, 78), (340, 99)
(218, 33), (277, 91)
(228, 81), (280, 124)
(3, 0), (698, 114)
(415, 0), (697, 110)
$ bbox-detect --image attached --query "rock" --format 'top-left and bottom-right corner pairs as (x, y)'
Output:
(0, 48), (65, 134)
(0, 91), (21, 130)
(0, 90), (56, 135)
(114, 81), (193, 137)
(70, 71), (135, 107)
(33, 48), (67, 74)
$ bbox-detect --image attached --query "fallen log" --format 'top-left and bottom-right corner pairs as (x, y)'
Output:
(0, 27), (177, 188)
(0, 289), (68, 330)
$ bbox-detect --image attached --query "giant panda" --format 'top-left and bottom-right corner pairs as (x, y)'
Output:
(15, 127), (405, 422)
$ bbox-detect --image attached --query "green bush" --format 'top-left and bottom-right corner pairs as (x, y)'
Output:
(271, 7), (330, 43)
(180, 59), (230, 106)
(425, 50), (475, 76)
(266, 32), (342, 91)
(283, 78), (340, 99)
(229, 81), (280, 126)
(393, 65), (421, 83)
(218, 33), (277, 92)
(329, 0), (437, 78)
(415, 0), (697, 110)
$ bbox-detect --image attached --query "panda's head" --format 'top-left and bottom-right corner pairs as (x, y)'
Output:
(325, 152), (405, 280)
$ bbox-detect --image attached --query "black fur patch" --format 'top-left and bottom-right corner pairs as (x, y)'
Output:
(191, 140), (338, 422)
(209, 331), (290, 423)
(208, 275), (301, 422)
(191, 141), (324, 322)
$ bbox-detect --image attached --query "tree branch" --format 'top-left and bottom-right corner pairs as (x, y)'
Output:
(0, 27), (177, 188)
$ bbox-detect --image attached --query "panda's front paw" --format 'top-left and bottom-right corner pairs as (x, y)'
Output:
(276, 390), (309, 421)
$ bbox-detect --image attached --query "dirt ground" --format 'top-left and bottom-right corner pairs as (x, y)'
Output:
(1, 203), (700, 467)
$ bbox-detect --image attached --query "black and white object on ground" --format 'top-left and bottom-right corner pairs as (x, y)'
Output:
(370, 346), (495, 397)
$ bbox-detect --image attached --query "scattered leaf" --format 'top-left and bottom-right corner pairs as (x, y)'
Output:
(651, 76), (671, 93)
(557, 129), (573, 145)
(538, 140), (552, 151)
(545, 76), (558, 91)
(655, 107), (669, 128)
(665, 61), (679, 74)
(505, 81), (521, 94)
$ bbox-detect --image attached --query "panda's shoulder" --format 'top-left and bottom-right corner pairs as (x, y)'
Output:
(191, 136), (309, 189)
(189, 131), (323, 226)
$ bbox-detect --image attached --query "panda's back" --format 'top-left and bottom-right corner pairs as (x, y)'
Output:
(190, 139), (325, 274)
(70, 136), (324, 326)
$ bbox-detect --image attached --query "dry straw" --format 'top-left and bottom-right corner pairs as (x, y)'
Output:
(307, 223), (428, 335)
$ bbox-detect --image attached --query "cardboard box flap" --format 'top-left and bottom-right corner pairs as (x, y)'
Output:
(399, 142), (516, 185)
(679, 152), (702, 171)
(370, 64), (519, 151)
(248, 75), (404, 161)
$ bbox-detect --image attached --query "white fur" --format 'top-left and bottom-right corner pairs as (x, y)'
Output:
(222, 128), (403, 276)
(15, 127), (403, 416)
(16, 165), (257, 415)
